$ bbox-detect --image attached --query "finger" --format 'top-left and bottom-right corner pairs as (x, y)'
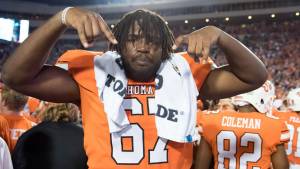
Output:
(96, 15), (118, 44)
(195, 39), (203, 62)
(173, 35), (188, 50)
(202, 40), (210, 62)
(187, 36), (197, 62)
(76, 24), (89, 48)
(89, 14), (102, 40)
(84, 18), (94, 44)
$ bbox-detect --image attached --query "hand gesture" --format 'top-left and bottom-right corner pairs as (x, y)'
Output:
(174, 26), (221, 62)
(63, 8), (118, 48)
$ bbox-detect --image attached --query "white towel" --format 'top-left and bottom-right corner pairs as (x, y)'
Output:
(94, 51), (129, 132)
(94, 51), (199, 143)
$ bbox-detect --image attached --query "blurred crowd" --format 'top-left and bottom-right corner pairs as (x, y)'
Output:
(173, 20), (300, 98)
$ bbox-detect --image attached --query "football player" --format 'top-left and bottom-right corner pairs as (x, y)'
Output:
(195, 81), (290, 169)
(275, 88), (300, 168)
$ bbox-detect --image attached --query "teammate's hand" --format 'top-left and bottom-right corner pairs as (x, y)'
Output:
(63, 7), (118, 48)
(174, 26), (221, 62)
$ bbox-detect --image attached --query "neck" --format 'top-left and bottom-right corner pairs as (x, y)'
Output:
(237, 105), (257, 113)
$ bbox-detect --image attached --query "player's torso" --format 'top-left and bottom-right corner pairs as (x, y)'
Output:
(58, 50), (213, 169)
(276, 111), (300, 165)
(201, 111), (282, 169)
(80, 80), (193, 169)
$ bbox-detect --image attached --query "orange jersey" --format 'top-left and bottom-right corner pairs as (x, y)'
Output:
(198, 110), (289, 169)
(275, 111), (300, 165)
(2, 114), (35, 150)
(0, 115), (12, 151)
(58, 50), (212, 169)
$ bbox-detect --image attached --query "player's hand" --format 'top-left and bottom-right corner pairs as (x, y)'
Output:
(174, 26), (221, 63)
(63, 7), (118, 48)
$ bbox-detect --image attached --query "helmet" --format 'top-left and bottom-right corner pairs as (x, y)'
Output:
(232, 81), (275, 114)
(286, 88), (300, 111)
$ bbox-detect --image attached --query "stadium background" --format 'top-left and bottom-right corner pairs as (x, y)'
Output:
(0, 0), (299, 99)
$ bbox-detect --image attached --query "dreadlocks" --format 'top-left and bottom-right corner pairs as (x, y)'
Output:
(109, 9), (175, 61)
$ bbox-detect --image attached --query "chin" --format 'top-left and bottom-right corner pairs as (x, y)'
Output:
(127, 68), (156, 82)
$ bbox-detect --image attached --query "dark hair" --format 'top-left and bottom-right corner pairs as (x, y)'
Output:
(109, 9), (175, 60)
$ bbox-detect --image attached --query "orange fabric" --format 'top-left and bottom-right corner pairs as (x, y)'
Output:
(198, 110), (289, 169)
(57, 50), (211, 169)
(2, 114), (35, 150)
(275, 111), (300, 165)
(27, 97), (40, 113)
(0, 115), (13, 151)
(180, 52), (212, 89)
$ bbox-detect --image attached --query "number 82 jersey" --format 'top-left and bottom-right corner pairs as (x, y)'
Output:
(198, 110), (290, 169)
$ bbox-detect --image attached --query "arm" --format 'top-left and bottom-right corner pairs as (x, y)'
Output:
(200, 26), (267, 99)
(1, 8), (117, 103)
(271, 144), (289, 169)
(176, 26), (267, 99)
(194, 137), (213, 169)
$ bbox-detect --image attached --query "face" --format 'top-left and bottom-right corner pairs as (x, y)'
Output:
(217, 99), (235, 111)
(121, 22), (163, 82)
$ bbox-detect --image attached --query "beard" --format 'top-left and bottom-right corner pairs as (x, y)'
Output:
(121, 55), (161, 82)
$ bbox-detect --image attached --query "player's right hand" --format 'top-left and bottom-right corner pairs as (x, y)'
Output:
(63, 7), (118, 48)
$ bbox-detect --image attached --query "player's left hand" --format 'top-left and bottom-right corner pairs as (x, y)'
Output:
(174, 26), (222, 63)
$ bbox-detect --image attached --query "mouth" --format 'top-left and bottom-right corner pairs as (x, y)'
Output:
(135, 59), (149, 66)
(133, 55), (151, 67)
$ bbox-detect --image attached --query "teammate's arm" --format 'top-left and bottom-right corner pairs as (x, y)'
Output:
(271, 144), (289, 169)
(176, 26), (267, 99)
(194, 137), (213, 169)
(1, 8), (117, 103)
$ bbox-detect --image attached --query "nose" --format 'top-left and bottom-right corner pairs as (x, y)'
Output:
(135, 38), (150, 53)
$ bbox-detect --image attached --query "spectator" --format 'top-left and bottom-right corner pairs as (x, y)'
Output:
(0, 85), (35, 150)
(12, 103), (87, 169)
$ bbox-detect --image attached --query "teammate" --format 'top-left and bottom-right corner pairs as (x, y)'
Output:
(195, 81), (290, 169)
(0, 86), (35, 150)
(2, 8), (267, 169)
(275, 88), (300, 168)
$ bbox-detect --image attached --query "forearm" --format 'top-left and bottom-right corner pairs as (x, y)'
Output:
(218, 30), (267, 85)
(2, 11), (67, 85)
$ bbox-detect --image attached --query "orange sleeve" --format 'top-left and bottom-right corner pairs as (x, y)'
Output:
(197, 111), (215, 143)
(57, 50), (103, 93)
(0, 116), (13, 152)
(180, 52), (212, 89)
(270, 120), (290, 153)
(196, 111), (204, 135)
(279, 121), (290, 143)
